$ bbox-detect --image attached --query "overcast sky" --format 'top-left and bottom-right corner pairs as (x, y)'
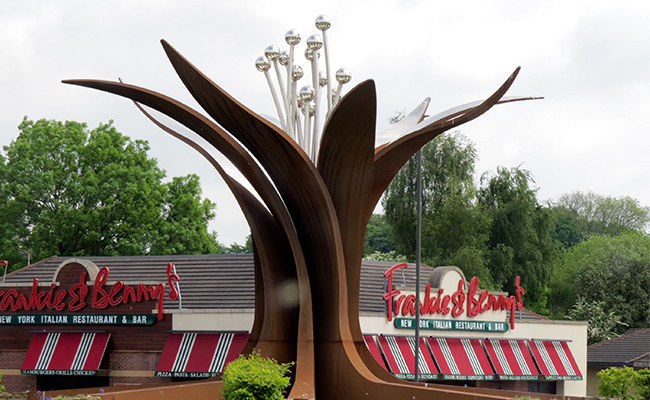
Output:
(2, 1), (650, 246)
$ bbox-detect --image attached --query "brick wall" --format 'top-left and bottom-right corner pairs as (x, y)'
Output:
(0, 374), (36, 394)
(109, 351), (161, 371)
(477, 380), (529, 392)
(110, 376), (169, 386)
(0, 351), (25, 369)
(0, 351), (36, 393)
(108, 351), (169, 387)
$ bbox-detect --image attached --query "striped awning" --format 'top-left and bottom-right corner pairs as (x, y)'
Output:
(22, 332), (110, 376)
(377, 335), (438, 380)
(363, 334), (388, 370)
(427, 338), (495, 380)
(484, 339), (540, 380)
(155, 332), (249, 378)
(528, 340), (582, 381)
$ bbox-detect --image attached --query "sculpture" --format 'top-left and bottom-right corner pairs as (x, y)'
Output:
(64, 15), (536, 400)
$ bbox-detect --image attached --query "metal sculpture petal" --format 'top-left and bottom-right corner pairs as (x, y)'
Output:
(64, 38), (537, 400)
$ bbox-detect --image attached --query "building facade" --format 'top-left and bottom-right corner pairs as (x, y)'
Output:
(0, 255), (587, 397)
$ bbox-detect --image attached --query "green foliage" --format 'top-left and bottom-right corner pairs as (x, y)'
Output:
(364, 214), (395, 255)
(551, 231), (650, 331)
(0, 117), (220, 269)
(222, 235), (254, 254)
(150, 174), (219, 255)
(478, 166), (559, 312)
(382, 132), (493, 286)
(635, 369), (650, 400)
(363, 251), (407, 262)
(566, 297), (624, 344)
(598, 367), (650, 400)
(556, 191), (650, 240)
(222, 351), (293, 400)
(0, 369), (4, 393)
(551, 206), (583, 248)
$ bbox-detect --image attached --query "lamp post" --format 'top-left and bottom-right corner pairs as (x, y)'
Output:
(414, 148), (423, 382)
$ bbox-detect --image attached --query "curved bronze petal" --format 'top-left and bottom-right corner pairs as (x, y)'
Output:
(160, 40), (349, 344)
(370, 67), (521, 212)
(317, 80), (376, 342)
(132, 103), (315, 398)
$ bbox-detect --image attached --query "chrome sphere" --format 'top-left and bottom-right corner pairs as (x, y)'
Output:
(291, 65), (304, 81)
(315, 15), (331, 31)
(298, 85), (315, 102)
(264, 45), (281, 61)
(304, 48), (320, 61)
(336, 67), (352, 84)
(318, 71), (327, 87)
(302, 101), (316, 117)
(255, 56), (271, 72)
(285, 29), (301, 46)
(278, 50), (290, 66)
(306, 34), (323, 51)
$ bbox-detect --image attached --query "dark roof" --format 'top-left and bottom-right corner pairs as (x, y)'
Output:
(588, 328), (650, 366)
(1, 255), (544, 320)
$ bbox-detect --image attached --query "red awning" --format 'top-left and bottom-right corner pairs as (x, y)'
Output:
(484, 339), (540, 380)
(377, 335), (438, 380)
(427, 338), (495, 380)
(155, 332), (249, 378)
(527, 340), (582, 381)
(363, 334), (387, 370)
(22, 332), (110, 375)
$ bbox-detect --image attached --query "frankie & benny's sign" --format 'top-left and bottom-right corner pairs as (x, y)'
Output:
(0, 263), (180, 320)
(383, 263), (525, 329)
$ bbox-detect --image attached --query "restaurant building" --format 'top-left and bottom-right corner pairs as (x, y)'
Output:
(0, 254), (587, 397)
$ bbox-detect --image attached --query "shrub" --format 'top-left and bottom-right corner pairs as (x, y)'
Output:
(598, 366), (650, 400)
(222, 351), (293, 400)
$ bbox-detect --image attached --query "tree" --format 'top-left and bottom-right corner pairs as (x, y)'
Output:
(550, 231), (650, 330)
(551, 206), (583, 249)
(149, 175), (219, 255)
(566, 297), (625, 344)
(363, 214), (395, 256)
(556, 191), (650, 239)
(478, 166), (558, 311)
(363, 251), (407, 262)
(222, 234), (254, 254)
(382, 131), (492, 285)
(598, 367), (650, 400)
(0, 117), (220, 270)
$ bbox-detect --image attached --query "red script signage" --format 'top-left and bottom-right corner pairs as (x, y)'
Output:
(383, 263), (525, 329)
(0, 264), (180, 320)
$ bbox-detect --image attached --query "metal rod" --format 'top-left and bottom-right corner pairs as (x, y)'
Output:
(303, 103), (311, 152)
(333, 81), (343, 107)
(310, 55), (320, 160)
(322, 30), (332, 114)
(414, 147), (422, 382)
(272, 59), (290, 134)
(264, 71), (286, 130)
(287, 44), (296, 130)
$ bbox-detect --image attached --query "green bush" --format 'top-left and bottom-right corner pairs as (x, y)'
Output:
(598, 366), (650, 400)
(221, 351), (293, 400)
(0, 370), (4, 393)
